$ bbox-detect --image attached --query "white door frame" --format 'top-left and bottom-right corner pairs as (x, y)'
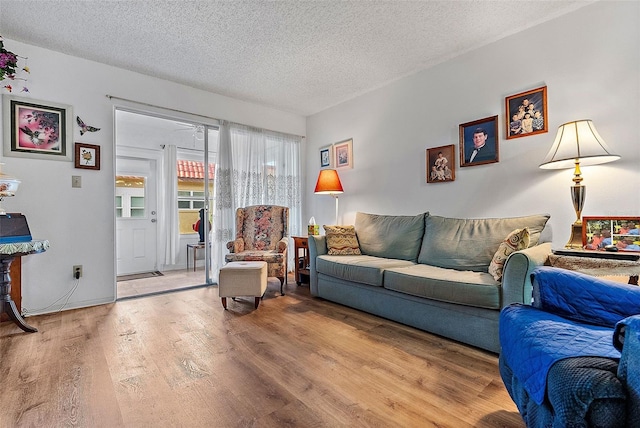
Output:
(111, 103), (219, 287)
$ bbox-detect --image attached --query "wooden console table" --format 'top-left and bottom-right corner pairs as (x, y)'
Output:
(0, 239), (49, 332)
(548, 249), (640, 285)
(293, 236), (310, 285)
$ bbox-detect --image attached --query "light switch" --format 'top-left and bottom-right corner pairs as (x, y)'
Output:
(72, 175), (81, 188)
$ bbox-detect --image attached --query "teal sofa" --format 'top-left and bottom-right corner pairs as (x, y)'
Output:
(308, 212), (551, 353)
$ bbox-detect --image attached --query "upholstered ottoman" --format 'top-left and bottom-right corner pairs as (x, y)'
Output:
(218, 261), (267, 309)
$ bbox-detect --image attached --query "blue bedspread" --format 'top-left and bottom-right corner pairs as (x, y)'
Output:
(614, 314), (640, 425)
(500, 267), (640, 405)
(532, 267), (640, 327)
(500, 304), (620, 404)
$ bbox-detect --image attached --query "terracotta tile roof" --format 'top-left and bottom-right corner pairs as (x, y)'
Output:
(177, 160), (215, 179)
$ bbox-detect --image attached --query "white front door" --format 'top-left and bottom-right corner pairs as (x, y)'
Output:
(116, 157), (158, 275)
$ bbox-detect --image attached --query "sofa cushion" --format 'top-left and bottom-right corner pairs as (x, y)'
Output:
(488, 227), (530, 282)
(418, 214), (550, 272)
(384, 264), (501, 309)
(323, 225), (362, 255)
(316, 254), (415, 287)
(355, 212), (426, 261)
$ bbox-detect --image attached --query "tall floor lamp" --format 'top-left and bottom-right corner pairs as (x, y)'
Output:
(539, 120), (620, 248)
(314, 169), (344, 225)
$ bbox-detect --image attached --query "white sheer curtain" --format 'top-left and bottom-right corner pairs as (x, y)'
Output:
(212, 122), (235, 281)
(212, 121), (302, 282)
(263, 129), (302, 239)
(162, 145), (180, 265)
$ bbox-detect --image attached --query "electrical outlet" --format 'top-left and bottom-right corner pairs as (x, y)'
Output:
(73, 265), (82, 279)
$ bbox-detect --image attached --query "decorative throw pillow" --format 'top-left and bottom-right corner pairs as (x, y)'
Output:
(324, 225), (362, 255)
(488, 228), (530, 282)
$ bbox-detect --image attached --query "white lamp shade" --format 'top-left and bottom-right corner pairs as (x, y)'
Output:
(539, 120), (620, 169)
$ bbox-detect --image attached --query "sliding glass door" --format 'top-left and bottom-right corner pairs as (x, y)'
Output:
(175, 126), (218, 284)
(115, 108), (219, 297)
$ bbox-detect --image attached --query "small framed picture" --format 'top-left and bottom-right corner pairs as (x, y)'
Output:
(74, 142), (100, 170)
(426, 144), (455, 183)
(505, 86), (548, 139)
(319, 144), (333, 169)
(459, 115), (499, 167)
(2, 95), (73, 161)
(582, 216), (640, 252)
(334, 138), (353, 169)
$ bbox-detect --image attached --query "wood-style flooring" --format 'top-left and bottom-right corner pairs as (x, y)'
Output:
(1, 275), (524, 427)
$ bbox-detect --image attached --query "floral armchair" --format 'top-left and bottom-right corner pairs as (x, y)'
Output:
(225, 205), (289, 294)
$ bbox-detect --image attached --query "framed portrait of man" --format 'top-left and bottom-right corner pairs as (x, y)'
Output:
(459, 115), (499, 167)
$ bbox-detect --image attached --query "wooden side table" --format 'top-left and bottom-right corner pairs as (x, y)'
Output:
(293, 236), (310, 285)
(0, 239), (50, 332)
(548, 249), (640, 285)
(1, 256), (20, 323)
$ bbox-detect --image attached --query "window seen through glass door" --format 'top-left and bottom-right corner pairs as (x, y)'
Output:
(115, 175), (146, 218)
(177, 160), (214, 234)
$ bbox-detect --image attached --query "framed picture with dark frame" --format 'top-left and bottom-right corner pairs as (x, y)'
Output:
(505, 85), (548, 139)
(582, 216), (640, 252)
(74, 142), (100, 170)
(426, 144), (455, 183)
(2, 95), (73, 161)
(459, 115), (499, 167)
(319, 144), (333, 169)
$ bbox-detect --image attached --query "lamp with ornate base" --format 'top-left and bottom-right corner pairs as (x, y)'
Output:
(539, 120), (620, 248)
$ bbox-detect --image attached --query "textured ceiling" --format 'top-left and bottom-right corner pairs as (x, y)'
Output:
(0, 1), (590, 116)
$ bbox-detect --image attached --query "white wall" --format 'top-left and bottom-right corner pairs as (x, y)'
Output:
(305, 1), (640, 250)
(0, 39), (305, 315)
(2, 1), (638, 317)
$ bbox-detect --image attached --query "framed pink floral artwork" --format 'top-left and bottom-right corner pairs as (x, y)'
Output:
(2, 95), (73, 161)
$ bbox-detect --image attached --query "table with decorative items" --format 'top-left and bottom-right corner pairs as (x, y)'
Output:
(293, 236), (310, 285)
(548, 249), (640, 285)
(0, 239), (50, 332)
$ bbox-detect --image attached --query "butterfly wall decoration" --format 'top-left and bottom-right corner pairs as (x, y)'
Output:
(77, 116), (100, 136)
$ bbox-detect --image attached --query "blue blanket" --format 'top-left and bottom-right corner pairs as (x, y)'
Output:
(500, 267), (640, 405)
(500, 304), (620, 405)
(532, 267), (640, 327)
(614, 314), (640, 425)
